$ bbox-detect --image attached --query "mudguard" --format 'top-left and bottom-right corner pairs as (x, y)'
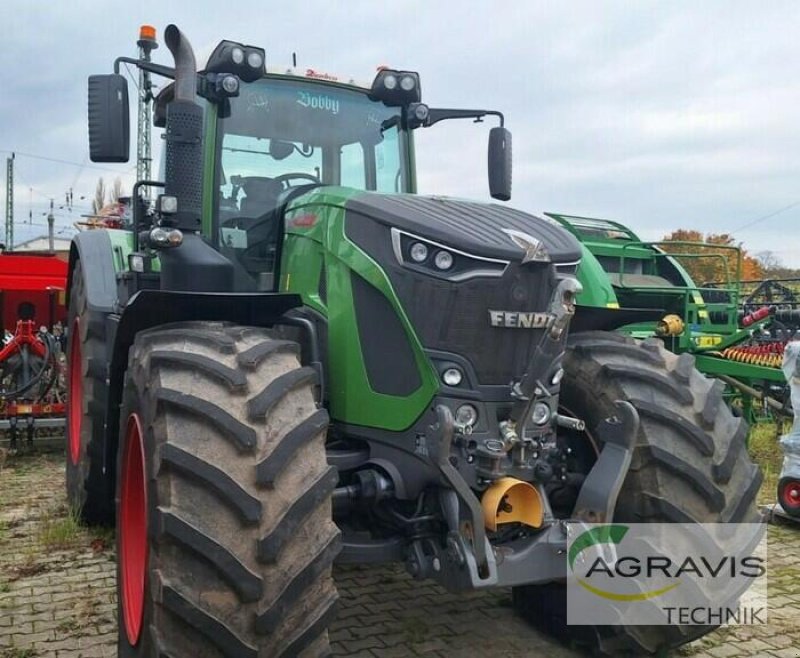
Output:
(67, 231), (119, 314)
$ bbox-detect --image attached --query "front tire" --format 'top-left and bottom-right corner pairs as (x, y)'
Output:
(513, 331), (763, 655)
(116, 322), (340, 657)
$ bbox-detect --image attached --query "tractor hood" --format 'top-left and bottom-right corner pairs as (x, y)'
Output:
(345, 193), (582, 264)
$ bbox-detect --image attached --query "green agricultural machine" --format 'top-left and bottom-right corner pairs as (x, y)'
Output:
(546, 212), (790, 421)
(67, 25), (761, 657)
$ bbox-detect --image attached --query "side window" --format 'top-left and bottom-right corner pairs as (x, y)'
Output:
(340, 142), (366, 189)
(375, 126), (402, 193)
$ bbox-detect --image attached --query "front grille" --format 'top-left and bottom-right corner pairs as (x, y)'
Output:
(391, 262), (553, 384)
(346, 215), (557, 386)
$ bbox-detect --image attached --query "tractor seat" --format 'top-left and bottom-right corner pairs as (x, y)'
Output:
(239, 177), (283, 217)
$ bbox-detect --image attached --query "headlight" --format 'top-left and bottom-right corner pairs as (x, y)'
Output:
(247, 51), (264, 69)
(532, 402), (551, 426)
(391, 228), (509, 282)
(231, 47), (244, 64)
(383, 74), (398, 90)
(410, 242), (428, 262)
(455, 404), (478, 428)
(442, 367), (463, 386)
(221, 75), (240, 95)
(434, 250), (453, 270)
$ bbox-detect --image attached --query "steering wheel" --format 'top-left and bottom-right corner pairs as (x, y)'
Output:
(272, 172), (321, 189)
(221, 214), (261, 230)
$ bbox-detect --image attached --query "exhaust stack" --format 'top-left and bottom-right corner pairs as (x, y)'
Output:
(164, 25), (196, 103)
(161, 24), (202, 233)
(159, 25), (233, 292)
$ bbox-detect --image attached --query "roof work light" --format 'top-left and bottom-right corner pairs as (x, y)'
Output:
(369, 69), (421, 106)
(205, 40), (266, 83)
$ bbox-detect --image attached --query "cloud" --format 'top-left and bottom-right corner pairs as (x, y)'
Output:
(1, 0), (799, 265)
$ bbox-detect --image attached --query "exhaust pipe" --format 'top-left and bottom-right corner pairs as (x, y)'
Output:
(159, 25), (234, 292)
(161, 23), (202, 234)
(164, 25), (197, 103)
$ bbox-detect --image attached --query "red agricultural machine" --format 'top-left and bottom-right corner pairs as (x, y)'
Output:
(0, 251), (68, 448)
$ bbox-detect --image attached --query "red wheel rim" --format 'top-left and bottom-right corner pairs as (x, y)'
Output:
(120, 413), (147, 646)
(68, 318), (82, 465)
(781, 481), (800, 510)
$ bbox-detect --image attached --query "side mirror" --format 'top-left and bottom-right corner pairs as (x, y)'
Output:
(488, 126), (512, 201)
(88, 74), (130, 163)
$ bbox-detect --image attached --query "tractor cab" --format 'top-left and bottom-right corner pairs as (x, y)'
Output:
(92, 37), (512, 294)
(198, 73), (411, 290)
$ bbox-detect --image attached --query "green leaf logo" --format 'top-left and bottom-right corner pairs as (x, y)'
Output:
(569, 524), (680, 601)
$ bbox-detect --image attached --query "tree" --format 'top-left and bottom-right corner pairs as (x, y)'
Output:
(110, 177), (125, 204)
(660, 230), (763, 284)
(92, 178), (107, 215)
(91, 177), (125, 215)
(755, 250), (782, 273)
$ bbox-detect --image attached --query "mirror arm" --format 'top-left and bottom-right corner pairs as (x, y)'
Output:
(423, 108), (505, 128)
(114, 56), (176, 80)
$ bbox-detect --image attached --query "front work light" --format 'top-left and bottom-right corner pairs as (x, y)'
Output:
(370, 68), (421, 106)
(206, 40), (266, 83)
(157, 195), (178, 214)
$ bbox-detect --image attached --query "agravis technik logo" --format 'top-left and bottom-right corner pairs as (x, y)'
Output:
(567, 523), (768, 626)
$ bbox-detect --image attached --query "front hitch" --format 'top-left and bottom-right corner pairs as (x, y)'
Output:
(493, 400), (639, 588)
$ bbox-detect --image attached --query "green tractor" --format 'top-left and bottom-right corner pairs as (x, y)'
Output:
(546, 212), (789, 421)
(67, 25), (761, 657)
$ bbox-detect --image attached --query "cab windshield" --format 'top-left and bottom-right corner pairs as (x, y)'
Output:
(216, 77), (407, 223)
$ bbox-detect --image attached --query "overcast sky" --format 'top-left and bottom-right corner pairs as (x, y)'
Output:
(3, 1), (800, 265)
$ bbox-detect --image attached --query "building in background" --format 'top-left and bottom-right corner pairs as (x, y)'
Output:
(12, 236), (71, 261)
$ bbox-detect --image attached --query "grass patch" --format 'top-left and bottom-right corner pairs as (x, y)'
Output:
(748, 423), (783, 465)
(36, 506), (83, 550)
(56, 618), (82, 635)
(1, 648), (39, 657)
(747, 423), (784, 505)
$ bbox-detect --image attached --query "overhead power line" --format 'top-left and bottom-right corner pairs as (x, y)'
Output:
(730, 201), (800, 234)
(0, 149), (135, 175)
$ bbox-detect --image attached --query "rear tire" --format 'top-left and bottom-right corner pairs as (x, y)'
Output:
(116, 321), (340, 657)
(65, 259), (113, 525)
(513, 331), (763, 655)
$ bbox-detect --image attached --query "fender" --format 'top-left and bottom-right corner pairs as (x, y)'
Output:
(101, 289), (302, 488)
(67, 231), (119, 314)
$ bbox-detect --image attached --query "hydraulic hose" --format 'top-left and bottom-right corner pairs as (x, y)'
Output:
(1, 337), (53, 401)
